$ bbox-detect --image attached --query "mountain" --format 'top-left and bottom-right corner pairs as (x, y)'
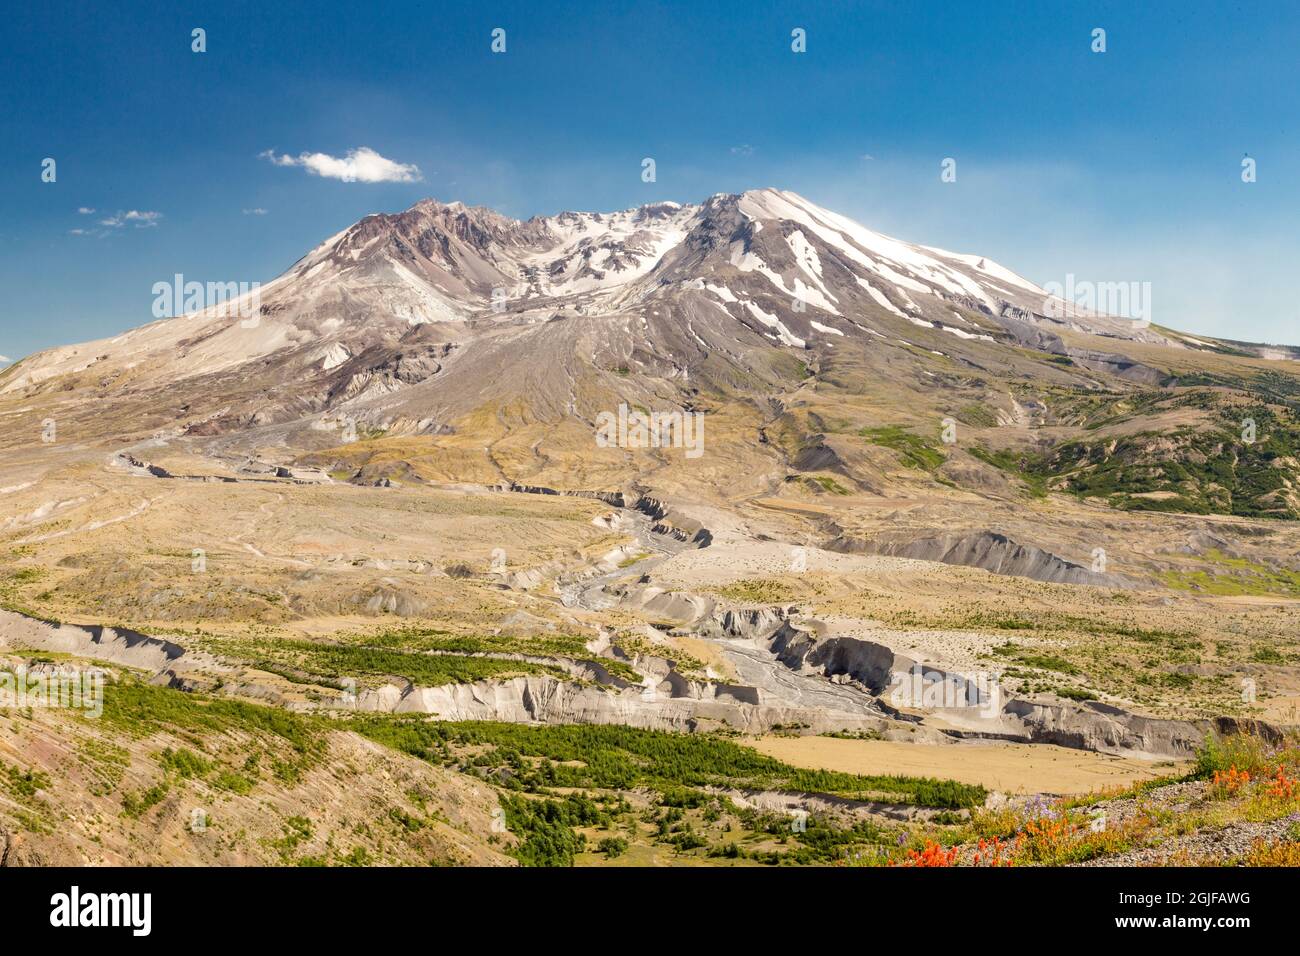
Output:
(0, 188), (1163, 406)
(2, 188), (1298, 518)
(4, 190), (1300, 870)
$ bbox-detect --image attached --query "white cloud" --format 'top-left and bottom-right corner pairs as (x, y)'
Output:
(77, 207), (95, 214)
(730, 144), (755, 156)
(99, 210), (162, 228)
(0, 355), (11, 363)
(243, 207), (268, 215)
(260, 146), (422, 183)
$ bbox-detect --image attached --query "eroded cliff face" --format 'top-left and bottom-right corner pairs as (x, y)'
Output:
(0, 610), (187, 671)
(347, 674), (892, 735)
(829, 529), (1134, 588)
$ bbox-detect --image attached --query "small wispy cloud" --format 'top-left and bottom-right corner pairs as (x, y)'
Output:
(730, 144), (755, 157)
(98, 210), (162, 229)
(69, 208), (161, 237)
(0, 355), (11, 364)
(260, 146), (422, 183)
(243, 207), (268, 216)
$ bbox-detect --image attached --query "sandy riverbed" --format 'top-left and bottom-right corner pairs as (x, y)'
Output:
(749, 734), (1189, 795)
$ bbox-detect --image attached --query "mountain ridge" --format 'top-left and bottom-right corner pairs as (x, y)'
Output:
(2, 187), (1183, 395)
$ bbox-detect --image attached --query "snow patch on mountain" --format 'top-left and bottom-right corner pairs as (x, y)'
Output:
(744, 301), (806, 348)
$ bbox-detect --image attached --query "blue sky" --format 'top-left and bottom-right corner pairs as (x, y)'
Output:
(1, 0), (1297, 360)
